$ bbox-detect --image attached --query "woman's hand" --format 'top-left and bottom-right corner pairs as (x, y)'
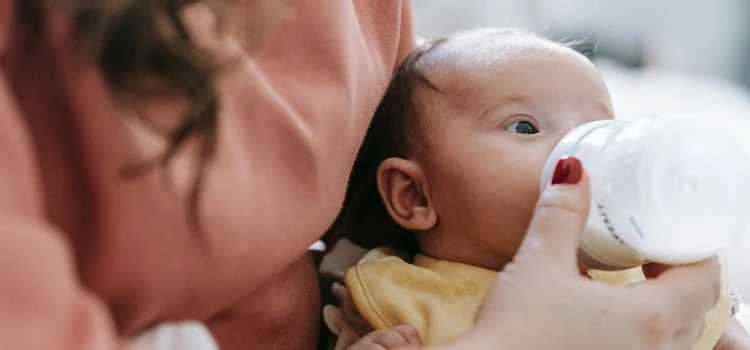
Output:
(440, 157), (722, 350)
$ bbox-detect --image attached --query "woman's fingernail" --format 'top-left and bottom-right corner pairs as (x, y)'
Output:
(551, 156), (583, 185)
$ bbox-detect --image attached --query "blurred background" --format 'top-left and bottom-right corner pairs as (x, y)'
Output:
(414, 0), (750, 86)
(414, 0), (750, 325)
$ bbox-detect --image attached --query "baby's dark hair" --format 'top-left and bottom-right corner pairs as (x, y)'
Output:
(321, 38), (447, 252)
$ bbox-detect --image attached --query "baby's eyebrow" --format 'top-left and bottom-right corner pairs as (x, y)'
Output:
(476, 93), (537, 120)
(496, 93), (535, 106)
(477, 92), (536, 120)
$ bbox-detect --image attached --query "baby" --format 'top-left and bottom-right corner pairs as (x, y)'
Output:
(320, 28), (745, 349)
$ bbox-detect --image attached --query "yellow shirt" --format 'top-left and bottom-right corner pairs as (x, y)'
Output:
(345, 247), (733, 349)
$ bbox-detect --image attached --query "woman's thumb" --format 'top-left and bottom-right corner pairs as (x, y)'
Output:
(515, 157), (591, 272)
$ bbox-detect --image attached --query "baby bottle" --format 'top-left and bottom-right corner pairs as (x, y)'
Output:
(539, 113), (750, 270)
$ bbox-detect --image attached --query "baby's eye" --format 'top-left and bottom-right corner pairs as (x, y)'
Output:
(505, 121), (539, 134)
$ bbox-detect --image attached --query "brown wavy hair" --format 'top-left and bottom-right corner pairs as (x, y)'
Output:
(20, 0), (281, 234)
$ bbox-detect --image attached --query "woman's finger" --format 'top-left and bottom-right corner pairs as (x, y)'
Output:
(632, 257), (721, 331)
(518, 157), (590, 273)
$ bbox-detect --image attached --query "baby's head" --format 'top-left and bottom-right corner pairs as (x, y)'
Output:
(331, 28), (613, 270)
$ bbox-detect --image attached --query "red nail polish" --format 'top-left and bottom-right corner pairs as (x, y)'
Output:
(551, 156), (583, 185)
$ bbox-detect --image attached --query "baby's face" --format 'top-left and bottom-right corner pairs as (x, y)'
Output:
(415, 39), (614, 269)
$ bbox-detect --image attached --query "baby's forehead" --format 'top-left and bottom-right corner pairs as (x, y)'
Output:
(417, 35), (571, 108)
(425, 29), (563, 75)
(412, 31), (564, 107)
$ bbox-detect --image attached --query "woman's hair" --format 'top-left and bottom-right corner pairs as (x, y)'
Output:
(322, 38), (447, 253)
(20, 0), (279, 233)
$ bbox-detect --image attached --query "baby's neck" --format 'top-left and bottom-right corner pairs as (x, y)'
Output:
(416, 239), (512, 272)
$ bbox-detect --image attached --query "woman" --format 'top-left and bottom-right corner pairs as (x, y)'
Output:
(0, 0), (722, 349)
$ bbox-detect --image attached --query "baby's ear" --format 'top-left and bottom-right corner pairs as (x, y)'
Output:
(377, 158), (437, 231)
